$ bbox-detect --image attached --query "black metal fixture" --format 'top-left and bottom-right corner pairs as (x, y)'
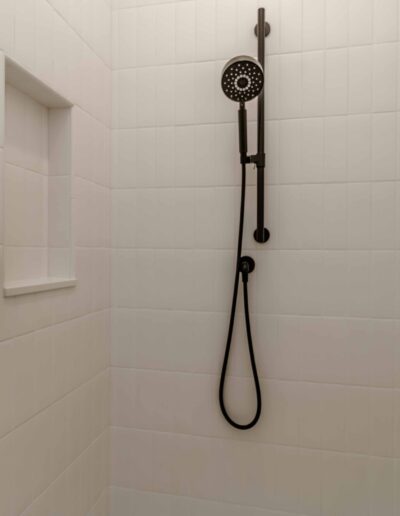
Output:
(219, 8), (270, 430)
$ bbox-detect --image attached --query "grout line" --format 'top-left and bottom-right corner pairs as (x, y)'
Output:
(0, 367), (110, 445)
(112, 0), (194, 12)
(111, 109), (400, 131)
(2, 244), (112, 249)
(111, 179), (400, 190)
(111, 39), (400, 71)
(85, 486), (109, 516)
(0, 307), (110, 345)
(111, 246), (400, 251)
(110, 424), (400, 462)
(72, 99), (112, 131)
(109, 364), (400, 391)
(44, 0), (112, 71)
(32, 2), (114, 128)
(109, 485), (309, 516)
(23, 427), (109, 515)
(110, 305), (400, 322)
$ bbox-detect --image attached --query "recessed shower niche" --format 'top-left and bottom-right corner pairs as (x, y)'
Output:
(1, 56), (76, 296)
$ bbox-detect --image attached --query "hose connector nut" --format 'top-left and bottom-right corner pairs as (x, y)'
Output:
(239, 256), (255, 282)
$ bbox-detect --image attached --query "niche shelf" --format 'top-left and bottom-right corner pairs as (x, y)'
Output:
(1, 55), (76, 296)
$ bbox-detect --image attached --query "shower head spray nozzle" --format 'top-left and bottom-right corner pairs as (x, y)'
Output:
(221, 55), (264, 103)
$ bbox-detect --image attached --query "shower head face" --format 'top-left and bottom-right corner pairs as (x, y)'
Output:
(221, 55), (264, 103)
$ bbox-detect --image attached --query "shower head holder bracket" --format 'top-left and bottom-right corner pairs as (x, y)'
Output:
(248, 153), (265, 168)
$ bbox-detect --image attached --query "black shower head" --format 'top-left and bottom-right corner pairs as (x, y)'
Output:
(221, 55), (264, 103)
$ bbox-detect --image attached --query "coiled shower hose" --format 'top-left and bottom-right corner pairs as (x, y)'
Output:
(219, 163), (262, 430)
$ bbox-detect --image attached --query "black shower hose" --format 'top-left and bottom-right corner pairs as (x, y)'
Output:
(219, 163), (262, 430)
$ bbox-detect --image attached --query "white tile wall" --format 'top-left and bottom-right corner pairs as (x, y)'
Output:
(111, 0), (400, 515)
(0, 1), (111, 515)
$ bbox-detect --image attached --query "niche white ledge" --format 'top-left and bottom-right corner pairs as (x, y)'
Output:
(4, 278), (77, 297)
(1, 54), (77, 297)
